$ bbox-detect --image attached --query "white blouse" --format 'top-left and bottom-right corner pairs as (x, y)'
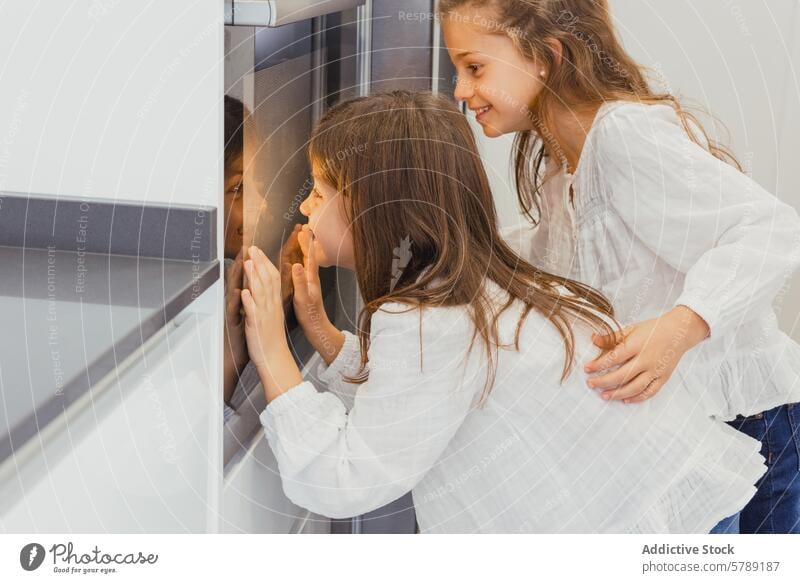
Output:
(260, 279), (766, 533)
(502, 100), (800, 422)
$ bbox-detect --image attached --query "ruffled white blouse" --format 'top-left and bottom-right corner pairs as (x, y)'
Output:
(260, 279), (766, 533)
(502, 101), (800, 422)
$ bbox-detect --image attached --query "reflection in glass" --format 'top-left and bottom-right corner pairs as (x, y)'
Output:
(222, 15), (360, 458)
(223, 95), (248, 409)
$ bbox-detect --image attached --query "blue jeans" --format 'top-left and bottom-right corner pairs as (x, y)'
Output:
(709, 402), (800, 534)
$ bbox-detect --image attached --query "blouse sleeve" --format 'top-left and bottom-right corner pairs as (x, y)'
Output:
(313, 330), (364, 412)
(595, 103), (800, 339)
(259, 304), (479, 519)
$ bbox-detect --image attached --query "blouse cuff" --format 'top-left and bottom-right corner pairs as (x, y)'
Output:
(674, 293), (719, 340)
(316, 330), (361, 384)
(260, 380), (318, 422)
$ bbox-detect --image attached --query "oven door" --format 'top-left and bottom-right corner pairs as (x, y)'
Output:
(222, 0), (456, 533)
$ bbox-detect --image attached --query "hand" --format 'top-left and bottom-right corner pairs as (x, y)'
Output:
(223, 249), (248, 405)
(279, 224), (304, 307)
(583, 306), (710, 404)
(241, 245), (302, 400)
(293, 225), (344, 365)
(224, 249), (248, 366)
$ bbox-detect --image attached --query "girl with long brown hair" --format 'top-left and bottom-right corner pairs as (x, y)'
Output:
(439, 0), (800, 533)
(239, 90), (765, 533)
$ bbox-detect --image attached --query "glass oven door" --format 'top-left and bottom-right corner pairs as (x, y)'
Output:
(223, 10), (360, 465)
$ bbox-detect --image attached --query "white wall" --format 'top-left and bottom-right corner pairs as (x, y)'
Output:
(474, 0), (800, 340)
(0, 1), (222, 208)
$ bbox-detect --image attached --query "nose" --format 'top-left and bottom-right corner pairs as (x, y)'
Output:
(299, 194), (312, 217)
(453, 74), (474, 102)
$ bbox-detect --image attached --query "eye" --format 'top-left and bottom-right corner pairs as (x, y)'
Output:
(466, 63), (482, 74)
(312, 188), (323, 199)
(228, 182), (243, 198)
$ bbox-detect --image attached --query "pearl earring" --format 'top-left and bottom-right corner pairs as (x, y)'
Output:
(540, 70), (546, 78)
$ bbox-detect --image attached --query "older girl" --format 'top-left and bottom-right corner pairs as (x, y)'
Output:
(439, 0), (800, 533)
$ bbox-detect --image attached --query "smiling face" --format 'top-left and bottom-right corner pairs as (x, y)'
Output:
(298, 167), (355, 270)
(442, 7), (545, 137)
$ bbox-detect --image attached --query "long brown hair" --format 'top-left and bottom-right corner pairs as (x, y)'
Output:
(439, 0), (742, 223)
(309, 90), (618, 401)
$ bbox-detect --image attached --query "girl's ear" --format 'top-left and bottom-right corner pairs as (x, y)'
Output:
(543, 37), (564, 71)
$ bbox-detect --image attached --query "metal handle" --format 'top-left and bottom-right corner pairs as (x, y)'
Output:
(225, 0), (364, 27)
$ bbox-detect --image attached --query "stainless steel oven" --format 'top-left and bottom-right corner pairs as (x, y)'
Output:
(222, 0), (456, 534)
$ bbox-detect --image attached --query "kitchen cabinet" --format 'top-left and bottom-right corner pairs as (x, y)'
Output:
(0, 284), (220, 533)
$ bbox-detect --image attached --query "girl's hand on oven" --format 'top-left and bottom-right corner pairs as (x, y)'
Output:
(293, 226), (344, 365)
(241, 245), (302, 400)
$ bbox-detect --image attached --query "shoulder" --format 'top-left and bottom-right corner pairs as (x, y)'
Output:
(367, 302), (478, 376)
(591, 100), (684, 147)
(585, 100), (696, 173)
(597, 100), (680, 127)
(371, 301), (473, 343)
